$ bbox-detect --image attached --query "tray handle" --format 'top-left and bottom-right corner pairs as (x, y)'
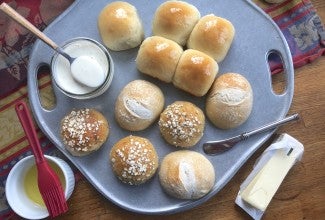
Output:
(28, 61), (62, 116)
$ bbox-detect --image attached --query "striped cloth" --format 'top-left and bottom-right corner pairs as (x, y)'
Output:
(0, 0), (324, 219)
(254, 0), (325, 73)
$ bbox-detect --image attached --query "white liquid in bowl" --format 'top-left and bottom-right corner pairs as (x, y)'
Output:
(52, 38), (112, 98)
(71, 55), (105, 88)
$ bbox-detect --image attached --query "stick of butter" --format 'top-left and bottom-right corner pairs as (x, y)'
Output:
(236, 133), (304, 219)
(240, 148), (296, 211)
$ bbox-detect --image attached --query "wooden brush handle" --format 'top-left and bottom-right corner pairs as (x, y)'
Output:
(0, 2), (58, 50)
(15, 101), (46, 164)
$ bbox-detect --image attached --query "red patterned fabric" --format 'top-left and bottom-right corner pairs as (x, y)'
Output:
(0, 0), (74, 97)
(256, 0), (325, 73)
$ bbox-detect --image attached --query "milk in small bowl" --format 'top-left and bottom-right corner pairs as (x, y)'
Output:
(51, 37), (113, 99)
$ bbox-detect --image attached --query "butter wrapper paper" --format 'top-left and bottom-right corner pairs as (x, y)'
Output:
(235, 133), (304, 220)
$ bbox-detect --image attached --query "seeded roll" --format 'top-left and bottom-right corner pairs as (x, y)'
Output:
(110, 135), (159, 185)
(158, 101), (205, 147)
(61, 108), (109, 156)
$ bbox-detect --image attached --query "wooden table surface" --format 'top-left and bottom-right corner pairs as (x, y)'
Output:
(56, 1), (325, 219)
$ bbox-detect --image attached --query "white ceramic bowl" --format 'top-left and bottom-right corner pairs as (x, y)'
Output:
(51, 37), (114, 99)
(6, 155), (75, 219)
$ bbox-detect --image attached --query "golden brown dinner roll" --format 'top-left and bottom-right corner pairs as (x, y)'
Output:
(159, 150), (215, 199)
(206, 73), (253, 129)
(152, 1), (200, 46)
(187, 14), (235, 62)
(115, 80), (165, 131)
(98, 1), (144, 51)
(136, 36), (183, 83)
(110, 135), (159, 185)
(61, 108), (109, 156)
(173, 49), (218, 97)
(158, 101), (205, 147)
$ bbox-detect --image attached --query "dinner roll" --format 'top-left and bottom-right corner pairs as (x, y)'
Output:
(110, 135), (159, 185)
(152, 1), (200, 46)
(187, 14), (235, 62)
(173, 49), (218, 97)
(115, 80), (165, 131)
(61, 108), (109, 156)
(98, 1), (144, 51)
(159, 150), (215, 199)
(158, 101), (205, 147)
(136, 36), (183, 83)
(206, 73), (253, 129)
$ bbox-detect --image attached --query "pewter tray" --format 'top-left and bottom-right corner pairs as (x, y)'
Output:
(28, 0), (294, 214)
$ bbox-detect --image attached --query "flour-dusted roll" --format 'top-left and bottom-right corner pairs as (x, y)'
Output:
(173, 49), (218, 97)
(110, 135), (159, 185)
(206, 73), (253, 129)
(115, 80), (165, 131)
(187, 14), (235, 62)
(152, 1), (200, 46)
(136, 36), (183, 83)
(61, 108), (109, 156)
(159, 150), (215, 199)
(98, 1), (144, 51)
(158, 101), (205, 147)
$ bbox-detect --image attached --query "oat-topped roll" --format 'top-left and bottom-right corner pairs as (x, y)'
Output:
(158, 101), (205, 148)
(110, 135), (159, 185)
(60, 108), (109, 156)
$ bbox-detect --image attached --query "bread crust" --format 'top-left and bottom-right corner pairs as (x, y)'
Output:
(60, 108), (109, 156)
(187, 14), (235, 62)
(173, 49), (218, 97)
(206, 73), (253, 129)
(98, 1), (144, 51)
(158, 101), (205, 147)
(136, 36), (183, 83)
(152, 1), (200, 46)
(159, 150), (215, 199)
(115, 80), (165, 131)
(110, 135), (159, 185)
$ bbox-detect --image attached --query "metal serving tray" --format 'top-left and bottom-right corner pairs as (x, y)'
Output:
(28, 0), (294, 215)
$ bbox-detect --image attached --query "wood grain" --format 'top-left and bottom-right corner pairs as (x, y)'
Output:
(56, 1), (325, 219)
